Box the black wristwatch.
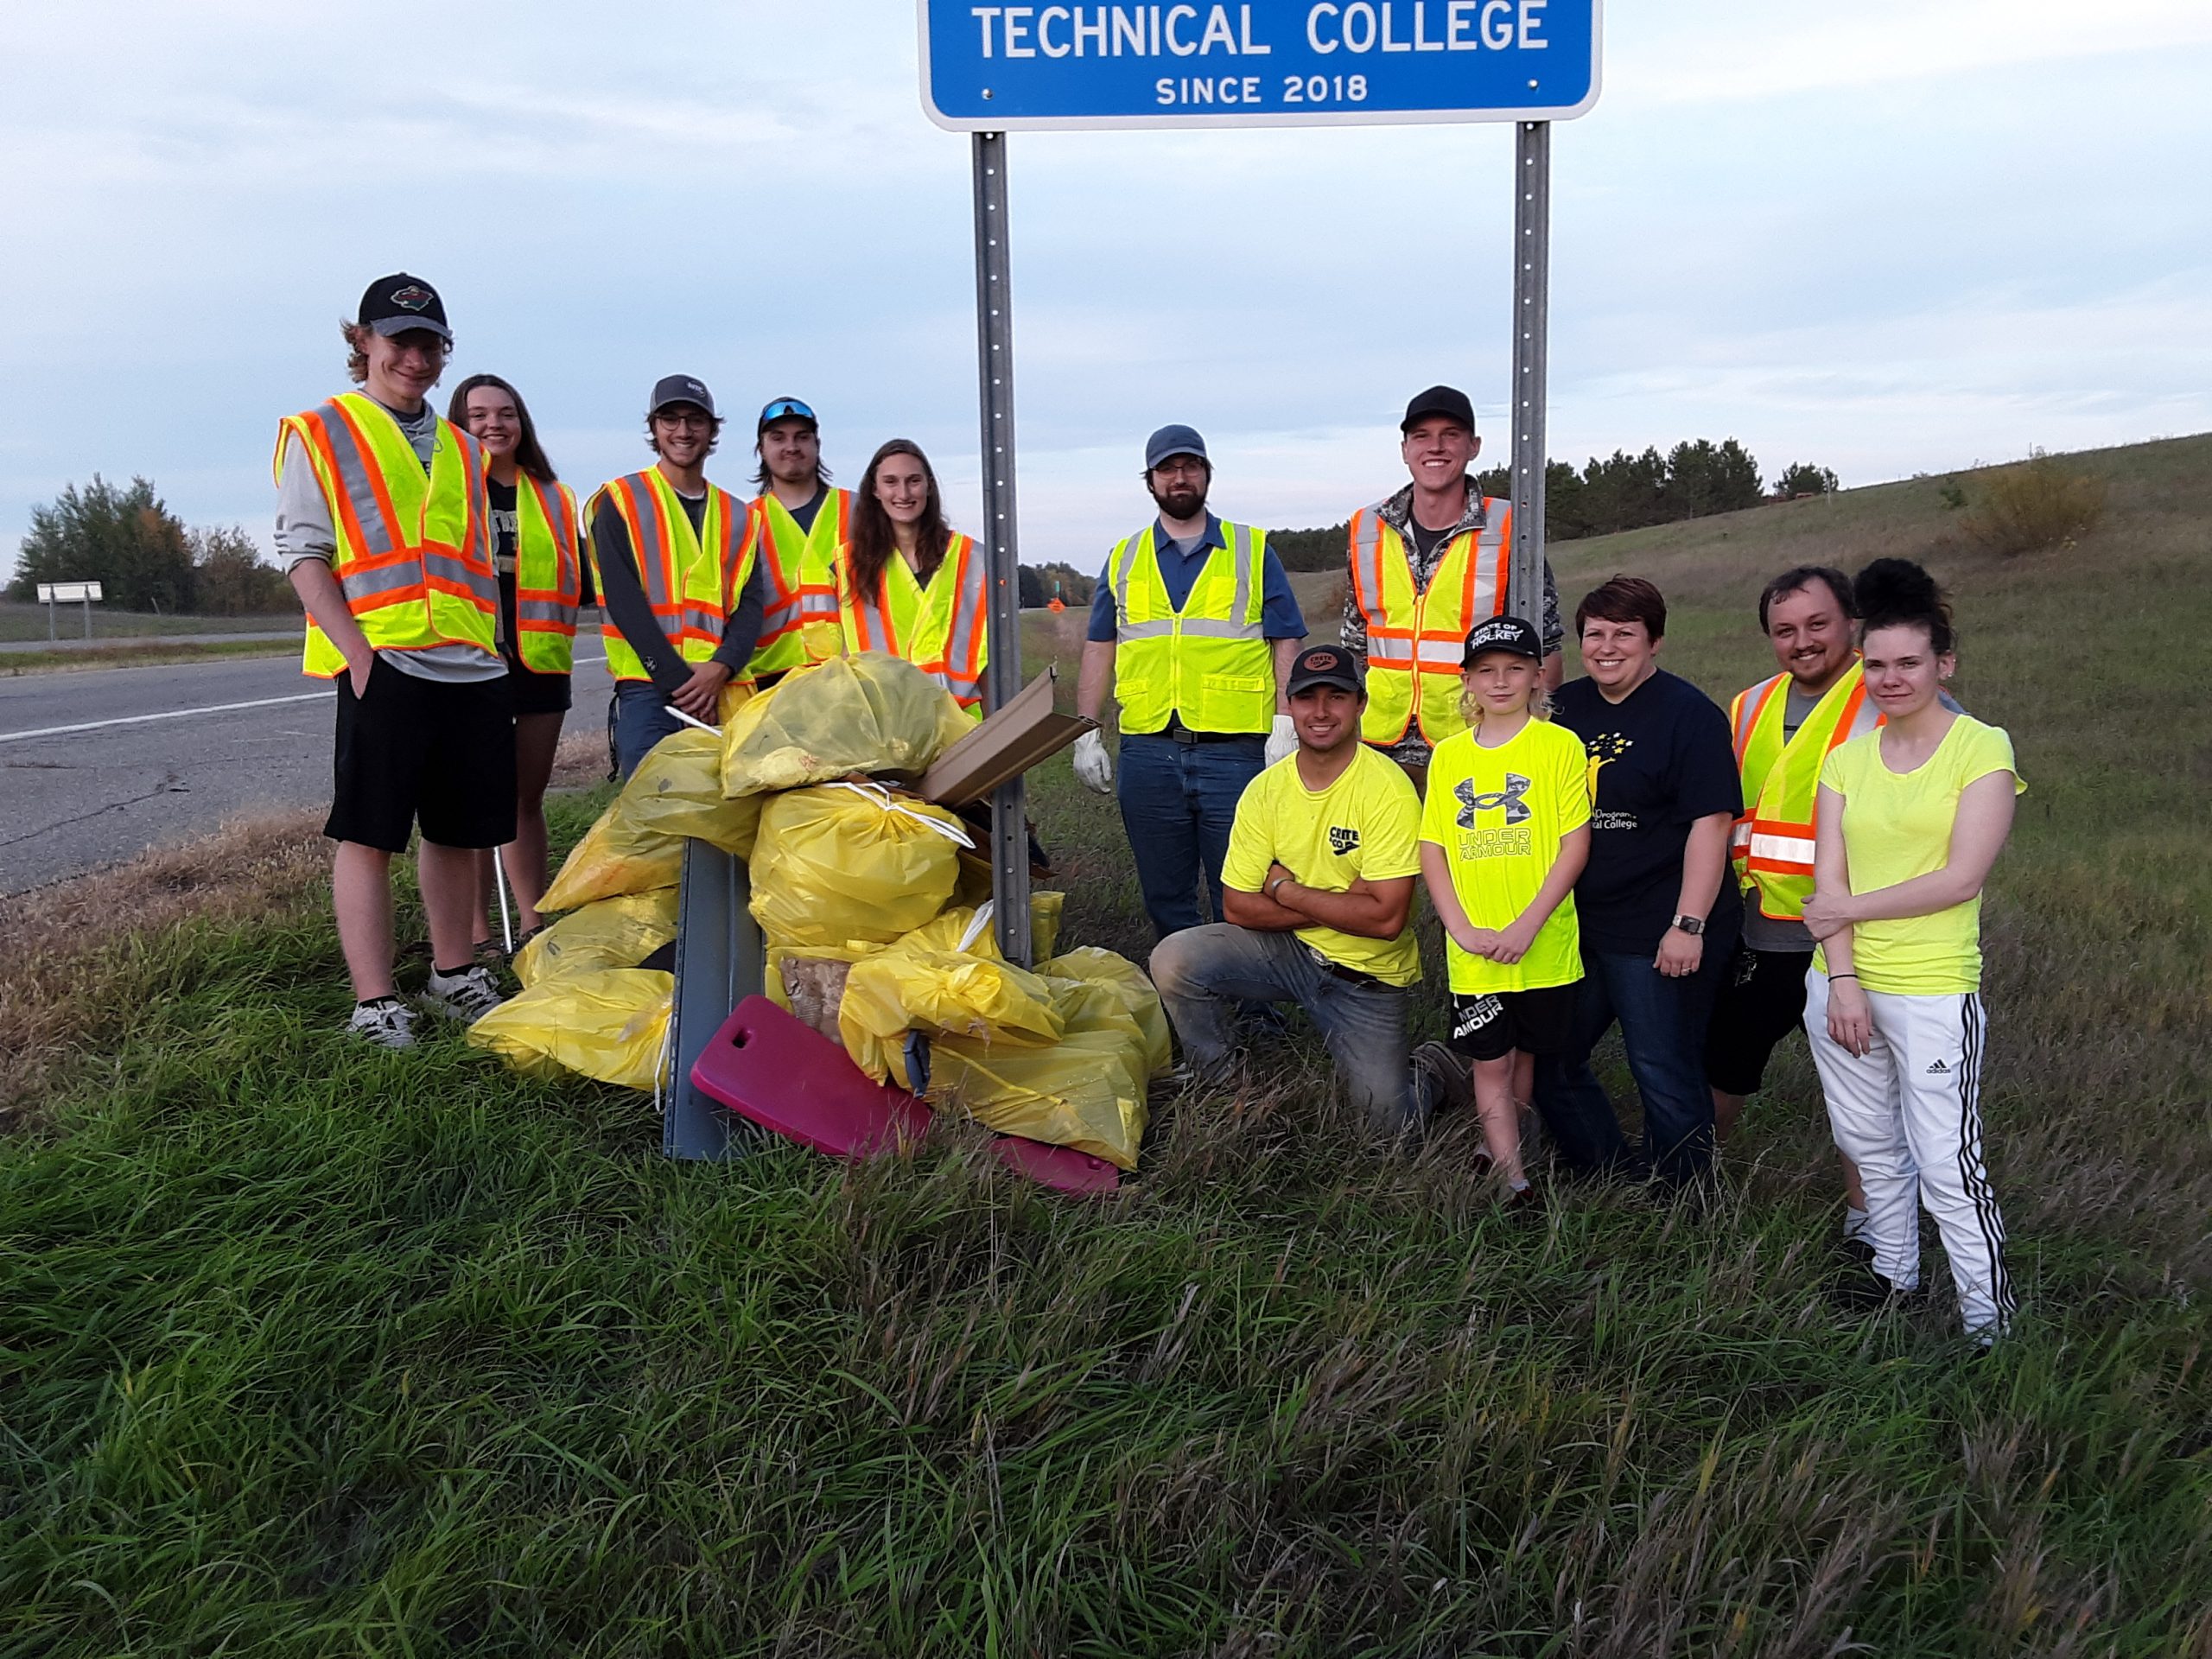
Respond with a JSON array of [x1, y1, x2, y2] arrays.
[[1669, 913, 1706, 937]]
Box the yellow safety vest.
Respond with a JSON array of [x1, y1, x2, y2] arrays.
[[272, 393, 499, 678], [1346, 497, 1513, 747], [836, 533, 990, 718], [1105, 523, 1274, 736], [511, 474, 584, 676], [1729, 661, 1882, 919], [753, 486, 851, 677], [588, 468, 757, 684]]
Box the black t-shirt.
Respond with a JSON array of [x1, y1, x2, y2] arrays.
[[1407, 515, 1453, 562], [488, 477, 520, 657], [1550, 669, 1743, 954], [785, 485, 826, 536]]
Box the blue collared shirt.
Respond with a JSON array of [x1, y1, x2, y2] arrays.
[[1086, 513, 1306, 642]]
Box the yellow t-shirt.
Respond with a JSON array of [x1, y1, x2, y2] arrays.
[[1220, 743, 1423, 987], [1420, 717, 1591, 994], [1815, 715, 2024, 995]]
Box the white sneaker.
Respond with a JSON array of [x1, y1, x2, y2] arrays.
[[423, 963, 505, 1024], [348, 997, 420, 1051]]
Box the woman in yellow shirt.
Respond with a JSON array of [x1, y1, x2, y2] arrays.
[[1414, 615, 1590, 1198], [1801, 559, 2022, 1343]]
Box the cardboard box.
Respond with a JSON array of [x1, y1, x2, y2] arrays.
[[919, 666, 1096, 806]]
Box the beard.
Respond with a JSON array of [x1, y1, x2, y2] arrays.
[[1149, 483, 1207, 521]]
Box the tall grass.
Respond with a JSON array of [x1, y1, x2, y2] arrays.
[[3, 437, 2211, 1655], [1959, 453, 2109, 557]]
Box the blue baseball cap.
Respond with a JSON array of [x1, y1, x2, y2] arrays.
[[1144, 424, 1208, 470], [758, 396, 817, 431]]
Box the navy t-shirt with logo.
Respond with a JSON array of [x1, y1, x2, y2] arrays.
[[1550, 669, 1744, 955]]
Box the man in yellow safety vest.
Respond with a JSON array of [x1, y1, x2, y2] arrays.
[[589, 375, 764, 778], [1074, 424, 1308, 939], [275, 272, 512, 1049], [1341, 385, 1562, 789], [1707, 565, 1885, 1238], [750, 396, 850, 681]]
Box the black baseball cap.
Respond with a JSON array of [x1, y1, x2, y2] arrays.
[[1402, 385, 1476, 433], [758, 396, 817, 431], [649, 375, 716, 419], [358, 273, 450, 342], [1285, 644, 1365, 698], [1462, 614, 1541, 664], [1145, 423, 1208, 470]]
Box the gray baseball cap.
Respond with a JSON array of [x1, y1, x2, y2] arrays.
[[1144, 423, 1208, 470], [649, 374, 716, 418]]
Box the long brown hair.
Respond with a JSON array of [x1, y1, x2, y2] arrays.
[[446, 373, 558, 482], [847, 439, 951, 607]]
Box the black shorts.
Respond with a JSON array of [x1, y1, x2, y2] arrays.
[[504, 656, 573, 716], [1449, 983, 1579, 1063], [1703, 945, 1813, 1096], [325, 656, 518, 854]]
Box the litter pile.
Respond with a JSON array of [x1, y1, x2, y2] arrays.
[[467, 654, 1166, 1169]]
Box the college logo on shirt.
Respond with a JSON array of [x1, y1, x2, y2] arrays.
[[1583, 732, 1633, 800], [1329, 825, 1361, 855], [1454, 772, 1532, 827]]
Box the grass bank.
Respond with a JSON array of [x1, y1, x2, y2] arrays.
[[0, 602, 297, 645], [3, 439, 2209, 1655], [2, 636, 297, 676]]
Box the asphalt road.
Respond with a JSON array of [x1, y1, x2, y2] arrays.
[[0, 648, 614, 895]]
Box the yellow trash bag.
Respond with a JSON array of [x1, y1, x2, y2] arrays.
[[1043, 946, 1173, 1079], [887, 962, 1154, 1169], [467, 969, 672, 1093], [952, 857, 1065, 962], [838, 906, 1065, 1082], [541, 729, 757, 912], [720, 653, 973, 798], [748, 781, 969, 949], [513, 889, 679, 988]]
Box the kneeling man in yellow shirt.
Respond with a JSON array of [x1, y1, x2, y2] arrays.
[[1148, 645, 1429, 1137]]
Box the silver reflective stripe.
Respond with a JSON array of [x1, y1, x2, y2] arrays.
[[1225, 522, 1255, 628], [626, 475, 674, 607], [680, 605, 724, 639], [316, 405, 398, 559], [1414, 639, 1465, 665], [340, 564, 421, 604], [423, 551, 498, 605], [1109, 530, 1145, 630], [1119, 620, 1174, 639], [515, 598, 570, 622], [1177, 618, 1258, 639], [762, 597, 804, 631], [941, 538, 987, 681]]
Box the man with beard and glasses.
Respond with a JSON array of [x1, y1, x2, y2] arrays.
[[1075, 425, 1306, 939]]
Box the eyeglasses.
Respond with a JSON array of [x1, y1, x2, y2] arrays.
[[758, 398, 816, 426]]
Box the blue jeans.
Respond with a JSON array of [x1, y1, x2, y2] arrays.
[[1116, 733, 1266, 939], [613, 681, 683, 780], [1149, 925, 1418, 1137], [1532, 940, 1732, 1187]]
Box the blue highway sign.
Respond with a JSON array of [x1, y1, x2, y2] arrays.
[[918, 0, 1599, 130]]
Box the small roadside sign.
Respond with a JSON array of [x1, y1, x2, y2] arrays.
[[37, 582, 104, 603], [918, 0, 1600, 130]]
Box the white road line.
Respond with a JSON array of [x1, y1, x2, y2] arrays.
[[0, 694, 330, 744], [0, 653, 613, 745]]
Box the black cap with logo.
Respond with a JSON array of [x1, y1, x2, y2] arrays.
[[1285, 644, 1366, 698], [358, 273, 451, 342], [649, 375, 717, 419], [1401, 384, 1476, 433], [1461, 614, 1542, 665]]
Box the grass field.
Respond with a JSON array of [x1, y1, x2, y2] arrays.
[[0, 601, 296, 645], [0, 636, 296, 676], [3, 439, 2209, 1655]]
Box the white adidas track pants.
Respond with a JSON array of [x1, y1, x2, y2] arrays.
[[1803, 969, 2016, 1336]]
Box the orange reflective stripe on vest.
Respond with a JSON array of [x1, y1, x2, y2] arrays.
[[1730, 663, 1880, 917]]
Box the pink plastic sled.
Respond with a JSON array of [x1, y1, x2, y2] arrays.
[[690, 995, 1119, 1195]]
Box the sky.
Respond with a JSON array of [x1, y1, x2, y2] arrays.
[[3, 0, 2209, 579]]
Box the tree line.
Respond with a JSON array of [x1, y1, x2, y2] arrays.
[[1270, 441, 1840, 572], [5, 476, 296, 616]]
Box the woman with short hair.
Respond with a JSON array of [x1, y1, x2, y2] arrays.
[[819, 440, 988, 716], [1801, 558, 2021, 1342], [448, 372, 587, 944]]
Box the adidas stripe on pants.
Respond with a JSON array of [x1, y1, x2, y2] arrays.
[[1802, 969, 2015, 1336]]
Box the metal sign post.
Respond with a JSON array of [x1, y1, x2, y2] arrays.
[[971, 130, 1033, 968], [36, 580, 103, 643], [1507, 120, 1550, 632]]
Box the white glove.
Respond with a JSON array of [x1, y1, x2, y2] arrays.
[[1072, 729, 1115, 795], [1264, 712, 1298, 768]]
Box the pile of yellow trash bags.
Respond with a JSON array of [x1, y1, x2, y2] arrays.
[[466, 654, 1169, 1169]]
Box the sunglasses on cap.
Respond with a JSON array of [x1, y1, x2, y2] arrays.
[[759, 397, 817, 426]]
